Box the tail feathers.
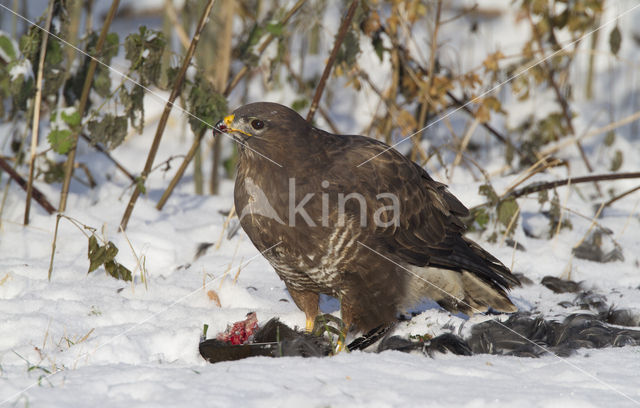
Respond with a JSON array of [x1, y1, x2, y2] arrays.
[[405, 266, 517, 315], [460, 271, 517, 314]]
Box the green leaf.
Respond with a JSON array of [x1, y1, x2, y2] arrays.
[[87, 114, 128, 150], [102, 32, 120, 62], [0, 34, 17, 61], [291, 98, 308, 112], [610, 150, 623, 172], [104, 242, 119, 263], [478, 183, 498, 205], [265, 22, 284, 36], [604, 131, 615, 146], [135, 176, 147, 195], [497, 198, 519, 228], [474, 208, 489, 228], [124, 26, 166, 86], [537, 189, 549, 204], [104, 261, 132, 281], [372, 35, 384, 61], [61, 110, 81, 127], [47, 129, 73, 154], [187, 75, 227, 133], [245, 24, 264, 48], [335, 29, 360, 69], [88, 235, 99, 258], [88, 239, 107, 273], [120, 86, 144, 132], [609, 25, 621, 56]]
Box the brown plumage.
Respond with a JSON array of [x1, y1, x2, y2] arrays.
[[216, 102, 520, 332]]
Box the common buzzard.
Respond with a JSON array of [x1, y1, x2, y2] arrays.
[[216, 102, 520, 333]]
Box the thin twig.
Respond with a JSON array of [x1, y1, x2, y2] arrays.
[[525, 9, 600, 195], [505, 172, 640, 201], [284, 58, 339, 133], [120, 0, 216, 231], [224, 0, 306, 95], [306, 0, 359, 122], [157, 0, 307, 208], [156, 128, 206, 210], [215, 205, 236, 250], [24, 0, 54, 225], [0, 156, 55, 214], [48, 214, 62, 280], [79, 133, 135, 181], [445, 90, 525, 159], [59, 0, 120, 213], [601, 184, 640, 211], [415, 0, 442, 158], [540, 109, 640, 157], [164, 0, 191, 49]]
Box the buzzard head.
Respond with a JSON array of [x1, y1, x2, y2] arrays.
[[214, 102, 311, 149]]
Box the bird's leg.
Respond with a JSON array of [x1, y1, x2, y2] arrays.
[[285, 284, 319, 332], [337, 297, 356, 352]]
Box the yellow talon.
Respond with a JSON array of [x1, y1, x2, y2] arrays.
[[336, 339, 346, 353], [305, 318, 314, 332]]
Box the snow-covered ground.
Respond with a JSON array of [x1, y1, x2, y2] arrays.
[[2, 1, 640, 406]]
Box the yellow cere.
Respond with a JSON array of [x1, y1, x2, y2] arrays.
[[224, 114, 252, 137]]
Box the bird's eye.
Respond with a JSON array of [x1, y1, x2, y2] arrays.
[[251, 119, 264, 130]]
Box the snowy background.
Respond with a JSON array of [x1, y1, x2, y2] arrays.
[[1, 0, 640, 406]]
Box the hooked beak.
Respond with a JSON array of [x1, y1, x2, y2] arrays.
[[214, 114, 234, 134], [213, 114, 252, 139]]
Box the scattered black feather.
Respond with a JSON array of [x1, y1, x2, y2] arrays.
[[541, 276, 581, 293], [600, 308, 640, 327], [377, 333, 472, 357], [200, 302, 640, 363], [423, 333, 473, 357], [573, 291, 608, 312], [194, 242, 214, 260], [347, 324, 395, 351], [254, 318, 332, 357], [513, 273, 534, 286], [468, 312, 640, 358]]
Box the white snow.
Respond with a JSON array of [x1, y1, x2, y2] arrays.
[[1, 1, 640, 407]]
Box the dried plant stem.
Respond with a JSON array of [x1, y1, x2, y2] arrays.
[[499, 206, 521, 247], [541, 109, 640, 157], [500, 155, 564, 198], [120, 0, 216, 231], [284, 59, 339, 133], [164, 0, 191, 49], [601, 184, 640, 211], [156, 128, 206, 210], [79, 134, 135, 181], [505, 172, 640, 201], [414, 0, 442, 158], [306, 0, 359, 122], [526, 10, 600, 195], [157, 0, 306, 208], [450, 117, 479, 178], [48, 214, 62, 280], [445, 91, 525, 159], [215, 205, 236, 250], [59, 0, 120, 213], [24, 0, 54, 225], [209, 0, 234, 195], [0, 156, 55, 214]]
